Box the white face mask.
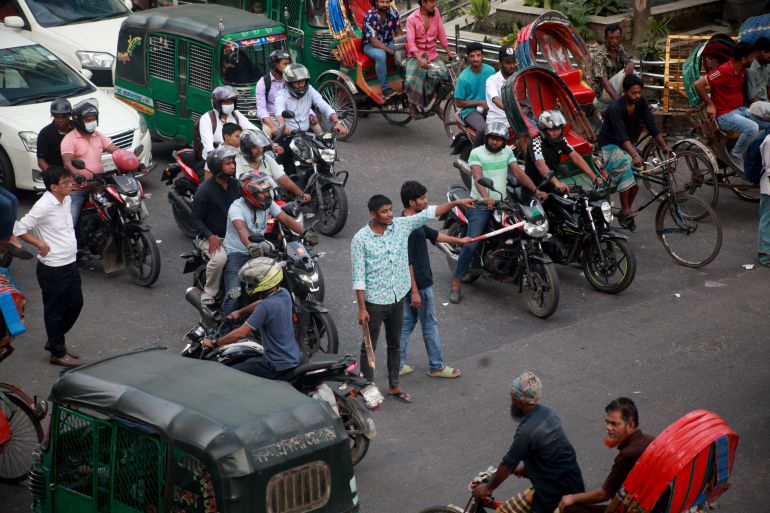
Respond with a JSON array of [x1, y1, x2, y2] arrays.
[[221, 104, 235, 115], [84, 121, 98, 133]]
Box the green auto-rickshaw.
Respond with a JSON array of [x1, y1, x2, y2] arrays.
[[29, 347, 361, 513], [114, 4, 289, 145]]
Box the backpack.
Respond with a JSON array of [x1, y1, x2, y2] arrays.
[[192, 110, 246, 161], [743, 136, 765, 185]]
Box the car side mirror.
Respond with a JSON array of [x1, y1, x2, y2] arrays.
[[72, 160, 86, 170], [3, 16, 24, 29], [281, 110, 295, 119]]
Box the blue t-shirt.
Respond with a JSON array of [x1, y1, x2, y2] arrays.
[[244, 288, 303, 371], [454, 63, 495, 120], [223, 198, 282, 254]]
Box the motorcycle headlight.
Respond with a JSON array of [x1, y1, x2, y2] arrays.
[[299, 271, 319, 284], [320, 148, 336, 164], [122, 194, 142, 212], [18, 131, 37, 152], [77, 51, 115, 70], [524, 220, 549, 238], [601, 201, 613, 223]]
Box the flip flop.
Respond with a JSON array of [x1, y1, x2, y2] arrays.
[[388, 390, 413, 403], [399, 364, 414, 376], [428, 366, 462, 378], [758, 255, 770, 268]]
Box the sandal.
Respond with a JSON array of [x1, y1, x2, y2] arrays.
[[428, 366, 461, 378], [388, 390, 413, 403], [200, 292, 216, 306], [758, 254, 770, 268], [399, 364, 414, 376]]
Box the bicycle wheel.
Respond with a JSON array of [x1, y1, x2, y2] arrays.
[[0, 394, 44, 483], [724, 174, 761, 203], [643, 146, 719, 210], [655, 195, 722, 268]]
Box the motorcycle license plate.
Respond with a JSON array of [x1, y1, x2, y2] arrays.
[[361, 384, 384, 409]]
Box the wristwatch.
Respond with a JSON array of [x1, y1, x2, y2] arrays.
[[211, 338, 220, 348]]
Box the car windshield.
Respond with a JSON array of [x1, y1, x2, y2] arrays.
[[25, 0, 130, 28], [0, 44, 94, 107], [221, 39, 287, 86]]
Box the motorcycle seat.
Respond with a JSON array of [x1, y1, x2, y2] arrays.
[[448, 185, 471, 202], [282, 358, 347, 379]]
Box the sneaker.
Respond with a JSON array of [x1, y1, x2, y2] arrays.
[[727, 151, 744, 172], [449, 288, 461, 304]]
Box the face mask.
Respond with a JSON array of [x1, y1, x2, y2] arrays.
[[221, 104, 235, 115], [84, 121, 97, 133]]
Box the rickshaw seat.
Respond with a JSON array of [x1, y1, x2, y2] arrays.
[[353, 37, 375, 68], [559, 69, 595, 105], [565, 132, 592, 156]]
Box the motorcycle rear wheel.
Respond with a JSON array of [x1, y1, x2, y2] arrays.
[[445, 222, 479, 283], [582, 238, 636, 294], [122, 230, 161, 287], [523, 261, 559, 318], [314, 183, 348, 236], [170, 183, 197, 238], [335, 394, 371, 466]]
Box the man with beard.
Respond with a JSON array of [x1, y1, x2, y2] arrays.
[[450, 123, 546, 303], [472, 372, 585, 513], [362, 0, 404, 99], [590, 24, 635, 112], [747, 37, 770, 121], [404, 0, 455, 119], [37, 98, 72, 172], [486, 45, 517, 131], [598, 75, 670, 228], [454, 42, 495, 147]]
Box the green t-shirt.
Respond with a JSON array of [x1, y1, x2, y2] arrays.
[[468, 145, 515, 201], [454, 63, 496, 119]]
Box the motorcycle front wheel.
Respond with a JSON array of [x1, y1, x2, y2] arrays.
[[523, 261, 559, 318], [582, 238, 636, 294], [314, 183, 348, 236], [299, 311, 339, 356], [122, 229, 161, 287], [335, 393, 371, 466]]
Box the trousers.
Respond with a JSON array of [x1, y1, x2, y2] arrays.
[[36, 261, 83, 358], [359, 299, 404, 388]]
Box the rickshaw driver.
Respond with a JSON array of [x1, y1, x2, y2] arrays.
[[590, 24, 635, 113], [202, 257, 305, 380], [256, 50, 292, 138], [362, 0, 404, 99], [275, 64, 348, 136], [747, 37, 770, 120]]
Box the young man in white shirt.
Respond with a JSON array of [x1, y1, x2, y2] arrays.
[[14, 166, 82, 366], [199, 86, 260, 161], [485, 45, 517, 131]]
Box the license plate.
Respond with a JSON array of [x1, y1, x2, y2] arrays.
[[361, 384, 384, 408]]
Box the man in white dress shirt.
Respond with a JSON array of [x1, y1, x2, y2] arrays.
[[14, 166, 82, 366]]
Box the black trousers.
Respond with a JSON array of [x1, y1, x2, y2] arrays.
[[36, 261, 83, 358], [359, 299, 404, 388], [231, 356, 283, 379]]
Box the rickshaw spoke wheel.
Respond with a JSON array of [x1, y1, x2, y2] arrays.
[[317, 80, 357, 141], [441, 98, 460, 138], [380, 94, 412, 126], [0, 394, 44, 483]]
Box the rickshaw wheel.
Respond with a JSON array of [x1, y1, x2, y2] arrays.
[[318, 80, 357, 141], [380, 94, 412, 126], [440, 98, 460, 138]]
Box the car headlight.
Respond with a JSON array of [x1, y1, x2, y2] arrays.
[[77, 51, 115, 70], [320, 148, 336, 164], [122, 194, 142, 212], [600, 201, 613, 223], [18, 131, 38, 152], [138, 115, 148, 137], [524, 220, 549, 238]]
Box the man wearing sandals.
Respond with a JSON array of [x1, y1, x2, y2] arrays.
[[758, 134, 770, 268], [598, 75, 671, 228], [399, 181, 469, 379]]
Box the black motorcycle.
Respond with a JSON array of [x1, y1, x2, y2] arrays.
[[542, 184, 636, 294], [276, 111, 349, 236], [181, 322, 382, 465], [72, 155, 160, 287], [439, 174, 560, 318]]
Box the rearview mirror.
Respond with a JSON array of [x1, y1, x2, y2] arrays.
[[72, 160, 86, 170], [477, 177, 496, 190], [281, 110, 295, 119]]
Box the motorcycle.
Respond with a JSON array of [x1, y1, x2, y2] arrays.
[[161, 148, 201, 238], [180, 323, 382, 465], [542, 183, 637, 294], [275, 111, 349, 237], [450, 123, 517, 190], [71, 149, 161, 287], [438, 170, 560, 318]]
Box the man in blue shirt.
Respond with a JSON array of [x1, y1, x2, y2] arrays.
[[362, 0, 404, 99], [454, 42, 495, 146]]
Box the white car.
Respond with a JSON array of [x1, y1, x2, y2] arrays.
[[1, 0, 133, 87], [0, 29, 152, 191]]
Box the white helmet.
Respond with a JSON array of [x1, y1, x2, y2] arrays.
[[536, 110, 567, 144]]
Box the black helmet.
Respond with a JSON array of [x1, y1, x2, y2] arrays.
[[239, 130, 272, 161], [268, 49, 291, 73], [206, 145, 238, 177], [484, 122, 508, 153], [71, 99, 99, 132], [283, 63, 311, 98], [211, 85, 239, 112], [498, 44, 516, 62], [536, 110, 567, 144], [50, 98, 72, 116]]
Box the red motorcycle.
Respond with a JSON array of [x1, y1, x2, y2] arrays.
[[161, 148, 202, 238]]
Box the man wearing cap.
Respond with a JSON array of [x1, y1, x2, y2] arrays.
[[485, 45, 517, 131], [472, 372, 585, 513]]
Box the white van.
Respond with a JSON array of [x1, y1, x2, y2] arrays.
[[0, 0, 133, 87], [0, 29, 152, 190]]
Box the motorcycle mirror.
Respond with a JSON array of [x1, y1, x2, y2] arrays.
[[281, 110, 295, 119], [74, 174, 86, 185], [133, 145, 144, 157], [248, 232, 265, 243], [477, 177, 497, 191], [71, 160, 86, 170]]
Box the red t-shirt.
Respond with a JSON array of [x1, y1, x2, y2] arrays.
[[705, 60, 745, 117]]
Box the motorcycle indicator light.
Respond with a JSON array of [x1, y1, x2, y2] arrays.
[[345, 362, 358, 373]]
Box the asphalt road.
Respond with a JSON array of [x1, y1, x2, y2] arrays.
[[2, 116, 769, 513]]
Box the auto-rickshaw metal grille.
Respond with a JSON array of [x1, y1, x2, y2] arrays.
[[236, 87, 259, 123], [111, 424, 166, 512], [54, 408, 112, 500], [149, 35, 176, 82], [310, 31, 338, 62], [155, 101, 177, 116], [189, 45, 213, 91], [266, 461, 331, 513]]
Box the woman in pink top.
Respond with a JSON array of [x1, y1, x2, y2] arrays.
[[405, 0, 455, 118]]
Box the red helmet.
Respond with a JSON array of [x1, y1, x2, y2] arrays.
[[239, 174, 273, 211], [112, 149, 140, 174]]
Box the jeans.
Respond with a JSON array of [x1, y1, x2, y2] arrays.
[[222, 251, 250, 315], [360, 299, 404, 388], [0, 186, 19, 240], [36, 261, 83, 358], [717, 106, 770, 158], [363, 41, 395, 91], [232, 356, 283, 379], [463, 110, 487, 147], [70, 189, 88, 229], [400, 286, 445, 372], [760, 194, 770, 254], [453, 207, 492, 279]]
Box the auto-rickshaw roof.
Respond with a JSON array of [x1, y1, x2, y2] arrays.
[[50, 347, 348, 477], [121, 4, 283, 47]]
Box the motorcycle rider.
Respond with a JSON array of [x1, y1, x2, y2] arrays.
[[198, 86, 260, 162], [449, 123, 547, 304], [201, 257, 305, 379], [256, 49, 292, 138], [221, 174, 315, 315], [486, 45, 517, 131], [61, 100, 120, 227], [454, 41, 495, 147], [235, 130, 310, 202], [191, 146, 242, 305], [275, 64, 348, 137], [37, 98, 72, 171]]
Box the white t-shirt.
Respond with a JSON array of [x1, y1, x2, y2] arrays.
[[760, 133, 770, 196], [485, 71, 509, 127], [199, 110, 259, 160]]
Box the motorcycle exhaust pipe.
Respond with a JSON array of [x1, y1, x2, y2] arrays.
[[186, 287, 221, 327], [437, 242, 458, 260], [168, 188, 193, 218], [185, 286, 204, 313]]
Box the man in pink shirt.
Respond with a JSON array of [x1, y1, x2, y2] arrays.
[[61, 101, 119, 227], [405, 0, 455, 119]]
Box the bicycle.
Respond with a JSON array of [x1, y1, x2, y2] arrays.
[[418, 467, 513, 513]]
